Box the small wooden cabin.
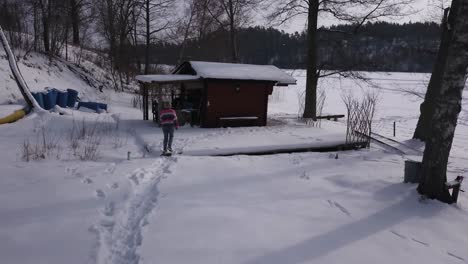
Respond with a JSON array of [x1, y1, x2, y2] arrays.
[[136, 61, 296, 128]]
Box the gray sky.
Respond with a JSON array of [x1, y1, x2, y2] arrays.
[[262, 0, 451, 33]]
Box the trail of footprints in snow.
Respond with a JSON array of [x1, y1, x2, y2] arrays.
[[93, 158, 176, 264], [66, 163, 120, 199], [389, 230, 467, 263]]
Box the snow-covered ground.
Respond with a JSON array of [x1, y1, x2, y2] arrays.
[[1, 48, 468, 264]]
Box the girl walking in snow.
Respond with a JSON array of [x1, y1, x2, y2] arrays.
[[159, 102, 179, 155]]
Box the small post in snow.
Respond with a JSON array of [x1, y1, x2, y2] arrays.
[[393, 121, 396, 137], [127, 151, 131, 161]]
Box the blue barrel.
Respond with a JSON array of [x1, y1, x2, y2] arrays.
[[31, 92, 45, 109], [97, 103, 108, 111], [56, 90, 68, 108], [43, 89, 58, 110], [78, 102, 108, 113], [67, 89, 78, 108], [78, 102, 99, 112]]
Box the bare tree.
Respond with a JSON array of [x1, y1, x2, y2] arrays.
[[267, 0, 413, 119], [205, 0, 264, 62], [95, 0, 139, 89], [176, 0, 197, 64], [36, 0, 52, 54], [174, 0, 221, 63], [417, 0, 468, 203], [138, 0, 174, 74], [18, 0, 72, 57], [69, 0, 90, 45], [0, 1, 36, 57]]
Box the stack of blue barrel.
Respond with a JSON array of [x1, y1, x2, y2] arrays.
[[31, 88, 79, 110], [31, 88, 107, 113]]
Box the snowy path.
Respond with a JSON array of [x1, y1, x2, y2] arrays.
[[93, 157, 177, 264]]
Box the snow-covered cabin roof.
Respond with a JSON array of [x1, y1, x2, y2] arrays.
[[135, 74, 200, 84], [179, 61, 296, 85], [136, 61, 296, 86]]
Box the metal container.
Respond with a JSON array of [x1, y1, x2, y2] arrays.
[[56, 90, 68, 108], [31, 92, 45, 109], [66, 89, 78, 108], [43, 88, 58, 110], [404, 160, 422, 183]]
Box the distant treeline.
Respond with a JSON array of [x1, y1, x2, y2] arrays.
[[142, 21, 441, 72]]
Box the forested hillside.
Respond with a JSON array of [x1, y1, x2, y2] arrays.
[[147, 22, 441, 72]]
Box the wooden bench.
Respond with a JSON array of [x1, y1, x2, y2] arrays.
[[445, 176, 464, 203], [316, 114, 345, 121], [219, 116, 259, 127]]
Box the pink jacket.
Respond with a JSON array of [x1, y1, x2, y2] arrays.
[[159, 108, 179, 128]]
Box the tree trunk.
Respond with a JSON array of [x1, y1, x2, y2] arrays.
[[413, 8, 451, 141], [179, 3, 195, 64], [144, 0, 150, 74], [229, 24, 238, 63], [65, 22, 69, 60], [133, 17, 141, 74], [228, 0, 238, 63], [417, 0, 468, 203], [41, 0, 50, 54], [70, 0, 80, 45], [33, 4, 38, 52], [303, 0, 319, 119]]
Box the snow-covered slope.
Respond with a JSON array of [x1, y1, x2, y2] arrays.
[[0, 43, 136, 107]]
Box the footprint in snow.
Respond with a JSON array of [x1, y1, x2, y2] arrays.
[[66, 167, 77, 175], [83, 178, 93, 184], [300, 171, 310, 180], [129, 174, 139, 185], [290, 155, 303, 165], [105, 164, 116, 174], [163, 166, 172, 174], [66, 167, 82, 179], [96, 189, 106, 198], [102, 202, 115, 217], [99, 218, 115, 230], [109, 182, 119, 189]]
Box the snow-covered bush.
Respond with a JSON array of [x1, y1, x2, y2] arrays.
[[69, 117, 123, 161], [21, 126, 62, 161], [22, 116, 126, 162]]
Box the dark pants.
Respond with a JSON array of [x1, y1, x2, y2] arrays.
[[162, 124, 175, 151]]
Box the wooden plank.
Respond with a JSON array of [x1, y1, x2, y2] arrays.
[[316, 114, 345, 120]]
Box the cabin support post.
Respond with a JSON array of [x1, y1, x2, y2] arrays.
[[141, 83, 150, 120]]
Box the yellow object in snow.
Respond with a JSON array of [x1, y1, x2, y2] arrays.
[[0, 109, 26, 124]]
